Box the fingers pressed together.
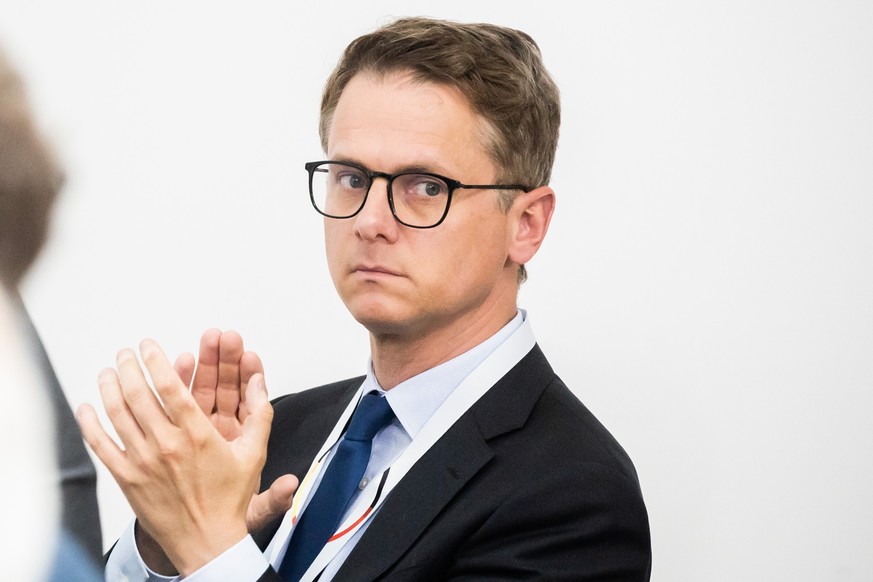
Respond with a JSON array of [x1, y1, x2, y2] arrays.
[[75, 330, 277, 575]]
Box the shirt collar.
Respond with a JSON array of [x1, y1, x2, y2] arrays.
[[360, 310, 525, 439]]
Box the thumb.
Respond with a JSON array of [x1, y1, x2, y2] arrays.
[[241, 373, 273, 446], [247, 474, 299, 533]]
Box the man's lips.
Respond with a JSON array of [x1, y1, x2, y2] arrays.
[[352, 264, 402, 277]]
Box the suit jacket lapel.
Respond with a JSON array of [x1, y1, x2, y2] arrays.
[[333, 345, 553, 580], [254, 379, 363, 550]]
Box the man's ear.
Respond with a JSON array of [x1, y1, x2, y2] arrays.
[[508, 186, 555, 267]]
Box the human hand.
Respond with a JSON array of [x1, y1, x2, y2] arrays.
[[174, 329, 299, 532], [77, 338, 273, 575], [173, 329, 262, 441]]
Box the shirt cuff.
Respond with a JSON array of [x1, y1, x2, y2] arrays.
[[181, 535, 269, 581], [105, 520, 269, 582], [104, 520, 175, 581]]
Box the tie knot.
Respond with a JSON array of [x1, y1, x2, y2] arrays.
[[344, 393, 394, 442]]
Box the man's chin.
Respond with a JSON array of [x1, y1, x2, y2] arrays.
[[353, 313, 407, 337], [349, 305, 420, 338]]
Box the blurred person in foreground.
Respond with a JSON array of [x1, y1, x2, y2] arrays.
[[81, 16, 652, 581], [0, 47, 101, 580]]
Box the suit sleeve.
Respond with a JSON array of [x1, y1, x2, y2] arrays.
[[449, 462, 652, 581]]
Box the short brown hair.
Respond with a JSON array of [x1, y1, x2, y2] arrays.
[[321, 17, 560, 189], [0, 49, 62, 288], [319, 17, 561, 282]]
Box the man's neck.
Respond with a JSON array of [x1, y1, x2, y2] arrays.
[[368, 303, 518, 390]]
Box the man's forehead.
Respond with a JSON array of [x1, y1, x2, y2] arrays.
[[327, 72, 493, 178]]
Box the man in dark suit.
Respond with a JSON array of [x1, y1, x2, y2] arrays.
[[251, 345, 650, 581], [80, 17, 651, 581]]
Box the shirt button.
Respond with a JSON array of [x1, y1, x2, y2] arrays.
[[358, 477, 369, 490]]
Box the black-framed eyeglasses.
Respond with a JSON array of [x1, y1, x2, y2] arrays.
[[305, 160, 530, 229]]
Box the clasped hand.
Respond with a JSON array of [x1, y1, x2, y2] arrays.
[[77, 330, 298, 575]]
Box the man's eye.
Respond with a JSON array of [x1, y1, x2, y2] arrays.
[[423, 181, 443, 197], [408, 176, 447, 198], [338, 173, 367, 189]]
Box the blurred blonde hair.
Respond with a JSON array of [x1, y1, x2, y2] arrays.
[[0, 48, 62, 288]]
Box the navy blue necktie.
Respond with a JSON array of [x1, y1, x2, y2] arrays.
[[278, 393, 394, 581]]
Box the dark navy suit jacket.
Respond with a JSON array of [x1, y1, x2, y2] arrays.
[[254, 345, 651, 581]]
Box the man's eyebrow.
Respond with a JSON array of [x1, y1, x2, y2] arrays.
[[328, 157, 453, 176], [326, 156, 361, 167], [395, 164, 452, 175]]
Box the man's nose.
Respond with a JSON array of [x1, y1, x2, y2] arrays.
[[352, 178, 399, 241]]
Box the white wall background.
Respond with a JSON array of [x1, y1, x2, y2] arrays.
[[2, 1, 871, 580]]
